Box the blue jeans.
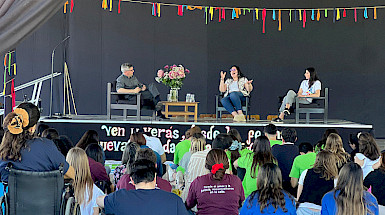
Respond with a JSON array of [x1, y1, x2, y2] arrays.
[[221, 92, 246, 114]]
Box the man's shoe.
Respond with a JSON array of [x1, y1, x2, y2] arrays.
[[271, 118, 283, 123]]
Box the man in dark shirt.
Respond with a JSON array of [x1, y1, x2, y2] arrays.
[[97, 159, 188, 215], [272, 128, 299, 196], [116, 63, 166, 119]]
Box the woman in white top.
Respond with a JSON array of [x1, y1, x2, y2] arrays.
[[219, 65, 253, 122], [273, 67, 321, 123], [67, 147, 105, 215]]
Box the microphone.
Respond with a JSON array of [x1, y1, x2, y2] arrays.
[[49, 36, 70, 118]]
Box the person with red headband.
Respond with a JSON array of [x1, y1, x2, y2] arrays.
[[185, 149, 244, 215]]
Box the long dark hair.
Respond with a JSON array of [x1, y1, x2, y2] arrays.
[[76, 130, 100, 150], [312, 150, 339, 180], [0, 103, 40, 161], [358, 132, 380, 160], [306, 67, 320, 88], [205, 149, 229, 181], [248, 163, 294, 212], [230, 65, 244, 79], [228, 129, 242, 175], [315, 129, 338, 152], [250, 136, 276, 178], [334, 162, 373, 215]]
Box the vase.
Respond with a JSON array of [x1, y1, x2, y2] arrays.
[[169, 88, 179, 102]]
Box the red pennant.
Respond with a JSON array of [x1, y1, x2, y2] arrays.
[[178, 5, 183, 16], [354, 8, 357, 22], [303, 10, 306, 28], [262, 8, 266, 33], [343, 8, 346, 17], [222, 8, 225, 20], [118, 0, 121, 13], [11, 79, 15, 110], [70, 0, 74, 13], [216, 7, 222, 22]]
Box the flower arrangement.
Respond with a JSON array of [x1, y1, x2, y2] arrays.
[[155, 64, 190, 89]]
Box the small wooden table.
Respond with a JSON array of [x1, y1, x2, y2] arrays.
[[162, 101, 199, 121]]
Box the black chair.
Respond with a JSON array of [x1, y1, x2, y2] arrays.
[[107, 82, 141, 120], [0, 166, 78, 215], [215, 94, 250, 120], [295, 88, 329, 124]]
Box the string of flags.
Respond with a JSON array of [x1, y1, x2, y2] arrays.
[[63, 0, 74, 14], [96, 0, 383, 33]]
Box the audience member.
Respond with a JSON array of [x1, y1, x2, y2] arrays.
[[234, 136, 276, 198], [85, 143, 112, 191], [239, 163, 297, 215], [264, 124, 282, 147], [227, 129, 242, 175], [76, 130, 100, 150], [66, 147, 104, 215], [52, 138, 72, 157], [354, 132, 381, 179], [228, 128, 248, 180], [59, 135, 75, 148], [41, 128, 59, 140], [36, 123, 49, 137], [97, 159, 189, 215], [180, 133, 231, 203], [321, 162, 379, 215], [179, 133, 206, 174], [314, 129, 338, 153], [143, 132, 166, 163], [348, 132, 360, 159], [130, 131, 163, 176], [114, 142, 140, 186], [324, 133, 350, 170], [174, 126, 202, 167], [296, 151, 338, 214], [271, 128, 299, 195], [186, 149, 244, 215], [289, 142, 316, 188], [0, 103, 74, 181], [363, 150, 385, 212], [117, 148, 171, 192]]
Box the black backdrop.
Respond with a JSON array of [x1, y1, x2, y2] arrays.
[[8, 0, 385, 137]]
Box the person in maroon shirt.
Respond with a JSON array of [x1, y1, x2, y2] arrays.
[[117, 148, 172, 192], [185, 149, 245, 215]]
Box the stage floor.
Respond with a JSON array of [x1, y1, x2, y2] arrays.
[[41, 114, 373, 129]]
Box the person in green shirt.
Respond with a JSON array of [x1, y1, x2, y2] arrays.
[[234, 136, 276, 198], [289, 142, 317, 188], [264, 123, 282, 147], [173, 126, 202, 167]]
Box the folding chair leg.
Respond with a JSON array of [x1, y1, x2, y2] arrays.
[[295, 112, 299, 124], [306, 113, 310, 124], [123, 109, 127, 119]]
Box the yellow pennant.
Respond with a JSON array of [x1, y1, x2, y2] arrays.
[[157, 3, 161, 17], [374, 7, 377, 19], [299, 9, 302, 20], [336, 8, 340, 20], [210, 7, 214, 20], [64, 1, 69, 13], [255, 8, 259, 20], [109, 0, 113, 11]]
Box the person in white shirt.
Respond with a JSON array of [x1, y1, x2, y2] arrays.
[[143, 133, 166, 163], [272, 67, 321, 123]]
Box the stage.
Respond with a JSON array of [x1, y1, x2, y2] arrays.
[[40, 115, 373, 161]]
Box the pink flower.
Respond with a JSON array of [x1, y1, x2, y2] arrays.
[[157, 69, 164, 78], [169, 71, 177, 79], [185, 69, 190, 74], [164, 65, 169, 69]]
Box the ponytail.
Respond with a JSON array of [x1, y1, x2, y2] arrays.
[[205, 149, 229, 181]]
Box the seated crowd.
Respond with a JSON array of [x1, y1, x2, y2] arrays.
[[0, 103, 384, 215]]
